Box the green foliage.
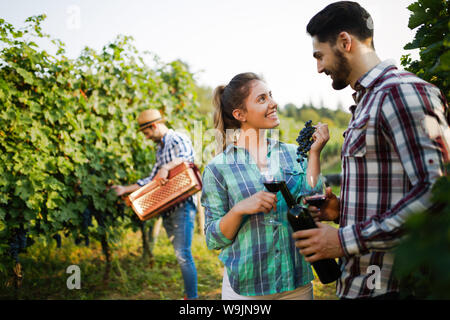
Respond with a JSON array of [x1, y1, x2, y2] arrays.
[[195, 84, 214, 120], [393, 165, 450, 299], [0, 229, 338, 299], [400, 0, 449, 101], [279, 115, 345, 165], [0, 230, 223, 299], [280, 103, 351, 129], [0, 15, 204, 272], [394, 0, 450, 299], [278, 104, 348, 174]]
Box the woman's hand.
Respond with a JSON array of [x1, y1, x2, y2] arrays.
[[310, 122, 329, 154], [232, 191, 277, 216], [220, 191, 277, 241]]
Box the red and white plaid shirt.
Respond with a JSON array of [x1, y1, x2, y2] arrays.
[[337, 60, 449, 299]]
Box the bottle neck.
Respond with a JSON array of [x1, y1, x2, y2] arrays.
[[279, 181, 296, 208]]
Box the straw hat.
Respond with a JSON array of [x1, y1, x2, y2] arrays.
[[137, 109, 164, 131]]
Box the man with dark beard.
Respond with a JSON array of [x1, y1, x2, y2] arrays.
[[292, 1, 449, 300]]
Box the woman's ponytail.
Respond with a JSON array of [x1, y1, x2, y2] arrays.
[[212, 72, 262, 152], [213, 85, 226, 152]]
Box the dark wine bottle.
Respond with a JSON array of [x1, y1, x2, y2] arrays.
[[278, 181, 341, 284]]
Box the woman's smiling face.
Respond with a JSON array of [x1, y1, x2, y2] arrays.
[[239, 80, 280, 130]]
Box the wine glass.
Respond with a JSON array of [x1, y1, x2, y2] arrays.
[[260, 167, 283, 226], [301, 173, 327, 210]]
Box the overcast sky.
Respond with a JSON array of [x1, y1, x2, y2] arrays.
[[1, 0, 418, 111]]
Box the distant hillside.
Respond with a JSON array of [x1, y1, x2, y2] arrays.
[[280, 102, 351, 129]]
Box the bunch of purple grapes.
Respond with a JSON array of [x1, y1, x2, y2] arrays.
[[296, 120, 316, 162], [9, 228, 28, 262]]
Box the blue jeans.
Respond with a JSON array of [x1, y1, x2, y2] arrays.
[[162, 199, 198, 299]]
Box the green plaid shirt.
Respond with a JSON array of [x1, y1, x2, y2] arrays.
[[201, 139, 315, 296]]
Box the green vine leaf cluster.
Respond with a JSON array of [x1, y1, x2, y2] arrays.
[[400, 0, 449, 101], [0, 15, 206, 270], [395, 0, 450, 299]]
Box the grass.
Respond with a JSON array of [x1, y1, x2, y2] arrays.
[[0, 225, 338, 300]]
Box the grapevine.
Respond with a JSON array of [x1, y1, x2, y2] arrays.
[[0, 15, 206, 284]]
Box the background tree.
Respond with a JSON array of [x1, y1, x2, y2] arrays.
[[195, 84, 214, 119], [400, 0, 449, 102], [394, 0, 450, 299]]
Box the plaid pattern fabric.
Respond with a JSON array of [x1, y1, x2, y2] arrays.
[[337, 60, 449, 299], [201, 139, 316, 296], [137, 129, 196, 211]]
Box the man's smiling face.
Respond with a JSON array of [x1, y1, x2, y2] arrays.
[[312, 36, 352, 90]]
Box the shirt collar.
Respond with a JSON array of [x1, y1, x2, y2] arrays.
[[355, 59, 397, 90], [224, 138, 281, 166], [352, 59, 397, 105], [160, 129, 174, 146]]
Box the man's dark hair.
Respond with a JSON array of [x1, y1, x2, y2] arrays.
[[306, 1, 374, 48]]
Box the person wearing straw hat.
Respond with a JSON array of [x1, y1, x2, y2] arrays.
[[111, 108, 199, 300]]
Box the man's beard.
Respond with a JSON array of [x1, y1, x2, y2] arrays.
[[329, 49, 352, 90]]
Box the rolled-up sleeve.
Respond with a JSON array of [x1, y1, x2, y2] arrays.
[[201, 165, 233, 250], [137, 165, 158, 186]]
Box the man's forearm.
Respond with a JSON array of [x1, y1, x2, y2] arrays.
[[112, 183, 140, 197], [125, 183, 140, 194]]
